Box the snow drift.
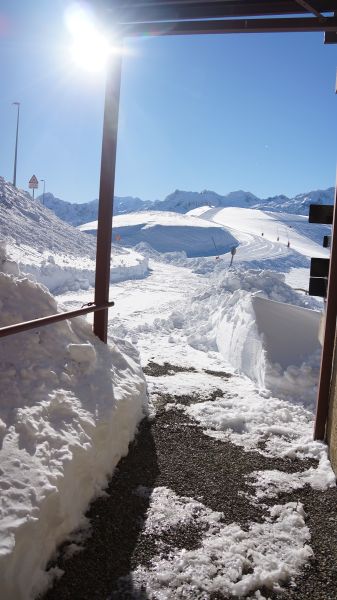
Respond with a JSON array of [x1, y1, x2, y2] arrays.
[[0, 245, 147, 600], [8, 244, 149, 295], [79, 211, 238, 258]]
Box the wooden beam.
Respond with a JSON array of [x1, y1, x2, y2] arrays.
[[294, 0, 323, 18], [122, 15, 336, 37]]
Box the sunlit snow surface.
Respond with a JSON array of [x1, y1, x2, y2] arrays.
[[0, 179, 335, 599]]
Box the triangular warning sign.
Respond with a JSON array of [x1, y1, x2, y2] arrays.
[[28, 175, 39, 189]]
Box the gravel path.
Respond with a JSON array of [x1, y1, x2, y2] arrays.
[[40, 363, 337, 600]]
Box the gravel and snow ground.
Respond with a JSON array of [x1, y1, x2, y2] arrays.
[[43, 250, 335, 599], [1, 179, 336, 599]]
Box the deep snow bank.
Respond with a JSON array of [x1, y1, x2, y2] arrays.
[[8, 244, 149, 294], [185, 268, 321, 405], [79, 211, 238, 258], [0, 245, 147, 600]]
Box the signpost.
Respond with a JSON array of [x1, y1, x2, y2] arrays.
[[28, 175, 39, 199]]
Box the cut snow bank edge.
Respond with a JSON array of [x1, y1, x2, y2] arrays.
[[0, 246, 148, 600], [185, 268, 321, 406], [217, 293, 321, 403]]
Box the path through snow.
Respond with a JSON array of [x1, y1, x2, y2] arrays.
[[42, 255, 337, 599]]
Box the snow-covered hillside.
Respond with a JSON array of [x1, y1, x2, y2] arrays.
[[80, 211, 239, 258], [192, 206, 329, 260], [0, 178, 149, 294], [0, 178, 95, 257]]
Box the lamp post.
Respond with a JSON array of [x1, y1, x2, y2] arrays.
[[12, 102, 20, 188], [40, 179, 46, 205]]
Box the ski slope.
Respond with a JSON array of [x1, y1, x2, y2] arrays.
[[189, 206, 329, 261]]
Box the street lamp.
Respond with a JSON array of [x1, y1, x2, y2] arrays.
[[12, 102, 20, 188], [40, 179, 46, 205]]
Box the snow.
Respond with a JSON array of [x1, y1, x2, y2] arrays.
[[128, 488, 312, 599], [0, 177, 95, 257], [0, 246, 147, 599], [193, 206, 329, 259], [0, 176, 335, 599], [42, 185, 334, 228], [39, 193, 152, 226], [8, 243, 149, 294], [79, 210, 238, 257]]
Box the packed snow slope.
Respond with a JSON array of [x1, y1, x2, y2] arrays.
[[189, 206, 329, 260], [42, 186, 334, 226], [0, 245, 147, 600], [79, 211, 238, 258]]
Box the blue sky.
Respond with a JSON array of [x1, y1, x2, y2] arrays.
[[0, 1, 336, 203]]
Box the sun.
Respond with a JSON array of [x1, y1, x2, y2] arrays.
[[65, 2, 114, 73]]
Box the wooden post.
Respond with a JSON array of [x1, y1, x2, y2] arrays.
[[314, 176, 337, 439], [93, 54, 122, 343]]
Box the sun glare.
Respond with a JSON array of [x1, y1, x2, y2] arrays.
[[65, 2, 115, 73]]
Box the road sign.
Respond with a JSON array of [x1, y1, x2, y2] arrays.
[[28, 175, 39, 189]]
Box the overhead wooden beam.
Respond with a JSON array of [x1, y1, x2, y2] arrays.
[[294, 0, 323, 18], [96, 1, 337, 24], [122, 15, 336, 37]]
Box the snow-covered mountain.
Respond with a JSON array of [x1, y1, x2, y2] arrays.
[[152, 189, 260, 213], [39, 193, 152, 226], [0, 177, 95, 257], [40, 186, 335, 226], [255, 187, 335, 215]]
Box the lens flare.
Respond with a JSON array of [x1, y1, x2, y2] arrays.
[[65, 2, 112, 73]]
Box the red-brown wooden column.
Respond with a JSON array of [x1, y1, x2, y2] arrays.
[[93, 54, 122, 343], [314, 177, 337, 439]]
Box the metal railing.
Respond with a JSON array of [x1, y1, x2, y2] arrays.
[[0, 302, 114, 339]]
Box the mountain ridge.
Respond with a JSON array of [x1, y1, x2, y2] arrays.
[[34, 184, 335, 227]]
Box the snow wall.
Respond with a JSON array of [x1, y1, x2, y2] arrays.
[[185, 269, 321, 406], [7, 245, 149, 295], [217, 293, 321, 403], [0, 245, 148, 600]]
